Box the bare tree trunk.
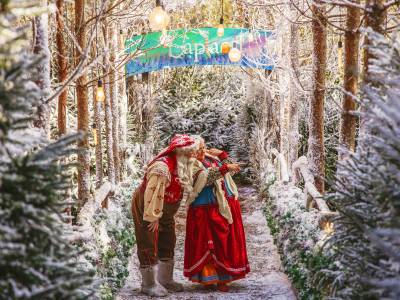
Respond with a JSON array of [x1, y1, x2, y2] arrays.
[[339, 3, 361, 159], [118, 29, 128, 177], [308, 1, 327, 193], [32, 4, 51, 136], [56, 0, 68, 136], [75, 0, 90, 207], [288, 7, 300, 168], [109, 23, 121, 182], [102, 26, 116, 185], [93, 88, 103, 188], [362, 0, 386, 82], [358, 0, 386, 140]]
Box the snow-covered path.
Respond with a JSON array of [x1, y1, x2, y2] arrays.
[[116, 186, 297, 299]]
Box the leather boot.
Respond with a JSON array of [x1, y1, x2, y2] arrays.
[[157, 259, 184, 292], [140, 265, 168, 297]]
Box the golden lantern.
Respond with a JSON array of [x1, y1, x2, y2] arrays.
[[92, 123, 98, 146], [96, 80, 105, 102], [228, 47, 241, 63], [221, 42, 231, 54], [149, 0, 170, 31], [338, 39, 343, 70], [217, 17, 224, 37]]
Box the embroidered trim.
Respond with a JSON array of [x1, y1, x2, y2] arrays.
[[211, 254, 249, 273], [147, 162, 171, 182], [184, 250, 210, 273]]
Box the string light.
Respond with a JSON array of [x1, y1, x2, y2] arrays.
[[217, 17, 224, 37], [149, 0, 170, 31], [338, 38, 343, 71], [217, 0, 224, 37], [96, 80, 105, 102], [92, 123, 98, 146]]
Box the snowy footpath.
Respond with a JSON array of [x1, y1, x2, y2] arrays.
[[116, 186, 297, 300]]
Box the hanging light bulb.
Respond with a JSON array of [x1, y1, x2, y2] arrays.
[[217, 17, 224, 37], [338, 39, 343, 70], [149, 0, 170, 31], [229, 46, 242, 63], [96, 80, 105, 102], [92, 123, 98, 146], [248, 31, 254, 43]]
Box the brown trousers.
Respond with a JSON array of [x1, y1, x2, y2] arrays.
[[131, 188, 181, 267]]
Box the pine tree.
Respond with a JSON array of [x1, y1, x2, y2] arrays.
[[322, 32, 400, 299], [0, 3, 98, 299]]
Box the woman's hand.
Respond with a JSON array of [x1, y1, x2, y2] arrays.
[[227, 163, 241, 173], [206, 148, 223, 156], [147, 220, 159, 232]]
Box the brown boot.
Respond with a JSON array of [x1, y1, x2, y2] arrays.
[[157, 260, 184, 292]]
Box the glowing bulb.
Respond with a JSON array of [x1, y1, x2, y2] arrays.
[[323, 221, 334, 235], [96, 80, 105, 102], [248, 32, 254, 42], [217, 17, 224, 37], [149, 5, 170, 31], [228, 47, 241, 62], [338, 40, 343, 71], [92, 125, 98, 146], [217, 24, 224, 37]]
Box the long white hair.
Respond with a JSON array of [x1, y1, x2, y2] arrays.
[[175, 139, 200, 198]]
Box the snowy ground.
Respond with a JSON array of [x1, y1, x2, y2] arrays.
[[116, 186, 297, 299]]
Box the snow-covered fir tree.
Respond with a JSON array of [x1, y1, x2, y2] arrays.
[[0, 3, 98, 299], [155, 66, 244, 151], [322, 32, 400, 299]]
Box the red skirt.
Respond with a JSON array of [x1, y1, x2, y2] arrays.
[[184, 198, 250, 279]]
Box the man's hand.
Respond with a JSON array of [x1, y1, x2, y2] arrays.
[[147, 220, 159, 232], [207, 148, 223, 156], [227, 163, 241, 173]]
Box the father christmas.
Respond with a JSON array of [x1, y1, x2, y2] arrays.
[[131, 134, 199, 297]]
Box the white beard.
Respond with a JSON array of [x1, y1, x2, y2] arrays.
[[176, 155, 196, 195]]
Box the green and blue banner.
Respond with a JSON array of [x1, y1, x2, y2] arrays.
[[125, 27, 275, 76]]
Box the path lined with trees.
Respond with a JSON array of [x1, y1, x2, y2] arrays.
[[0, 0, 399, 299]]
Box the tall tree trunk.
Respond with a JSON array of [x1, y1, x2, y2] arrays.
[[32, 4, 51, 136], [288, 6, 300, 168], [358, 0, 386, 140], [109, 23, 121, 182], [362, 0, 386, 82], [118, 29, 128, 177], [93, 88, 103, 188], [339, 3, 361, 159], [56, 0, 68, 136], [75, 0, 90, 207], [308, 1, 327, 193], [102, 27, 116, 185]]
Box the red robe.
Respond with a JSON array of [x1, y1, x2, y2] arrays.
[[184, 156, 250, 283]]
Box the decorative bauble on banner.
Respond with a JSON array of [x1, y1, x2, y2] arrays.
[[221, 42, 231, 54], [96, 80, 105, 102], [229, 47, 242, 62], [149, 0, 170, 31]]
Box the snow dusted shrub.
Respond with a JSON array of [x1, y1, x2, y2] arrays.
[[266, 183, 330, 299], [155, 66, 244, 151], [0, 3, 97, 299], [321, 32, 400, 299]]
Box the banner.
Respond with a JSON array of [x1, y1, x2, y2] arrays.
[[125, 27, 275, 76]]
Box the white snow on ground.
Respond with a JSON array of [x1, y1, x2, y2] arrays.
[[116, 186, 297, 299]]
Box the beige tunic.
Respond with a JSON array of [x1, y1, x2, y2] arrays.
[[143, 161, 170, 222]]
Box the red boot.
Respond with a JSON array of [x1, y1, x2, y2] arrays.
[[217, 283, 230, 292]]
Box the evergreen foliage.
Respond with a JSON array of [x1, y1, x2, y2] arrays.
[[322, 32, 400, 299], [0, 3, 97, 299]]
